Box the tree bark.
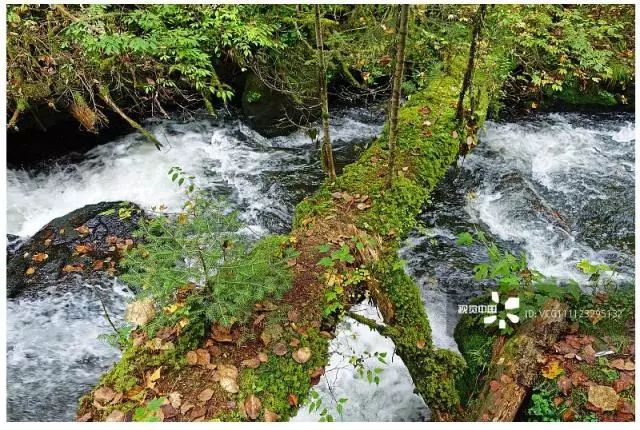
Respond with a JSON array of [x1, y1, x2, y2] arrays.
[[456, 4, 487, 122], [315, 5, 337, 181], [471, 299, 569, 421], [386, 4, 409, 187]]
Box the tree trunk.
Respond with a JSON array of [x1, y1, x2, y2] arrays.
[[456, 4, 487, 122], [471, 299, 569, 421], [386, 4, 409, 187], [315, 5, 337, 181]]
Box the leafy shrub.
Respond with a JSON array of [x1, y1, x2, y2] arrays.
[[120, 185, 296, 338]]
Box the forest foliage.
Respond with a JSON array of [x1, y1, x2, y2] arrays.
[[7, 4, 635, 133]]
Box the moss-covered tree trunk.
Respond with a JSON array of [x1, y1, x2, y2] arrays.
[[470, 299, 569, 421], [314, 4, 336, 181], [386, 4, 409, 187]]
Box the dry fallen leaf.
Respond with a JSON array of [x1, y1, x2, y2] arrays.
[[220, 377, 239, 394], [75, 225, 91, 236], [196, 349, 210, 366], [264, 409, 279, 422], [74, 244, 93, 255], [94, 386, 117, 404], [32, 252, 49, 263], [557, 375, 572, 395], [149, 367, 162, 382], [244, 394, 262, 420], [292, 347, 312, 364], [588, 385, 619, 411], [258, 352, 268, 363], [198, 388, 214, 403], [63, 264, 84, 273], [273, 342, 288, 356], [25, 267, 35, 276], [105, 410, 125, 422], [125, 299, 156, 326], [287, 393, 298, 407], [241, 358, 261, 369], [186, 351, 198, 366], [218, 364, 239, 380], [168, 392, 182, 409]]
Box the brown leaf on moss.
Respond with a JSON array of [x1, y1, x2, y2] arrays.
[[273, 342, 288, 356], [211, 323, 234, 343], [63, 264, 84, 273], [264, 409, 279, 422], [196, 349, 210, 366], [258, 352, 268, 363], [74, 243, 94, 255], [94, 386, 116, 404], [244, 394, 262, 420], [562, 408, 576, 421], [612, 371, 634, 393], [416, 339, 426, 349], [570, 370, 588, 386], [292, 347, 311, 364], [74, 225, 91, 236], [217, 364, 238, 380], [168, 392, 182, 409], [287, 393, 298, 407], [241, 358, 261, 369], [580, 344, 596, 364], [610, 358, 634, 371], [105, 410, 125, 422]]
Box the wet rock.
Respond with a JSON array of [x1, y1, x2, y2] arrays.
[[6, 201, 143, 297]]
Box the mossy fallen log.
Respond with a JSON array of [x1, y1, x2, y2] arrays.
[[79, 46, 507, 422]]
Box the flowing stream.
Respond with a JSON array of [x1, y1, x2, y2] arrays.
[[6, 111, 634, 421]]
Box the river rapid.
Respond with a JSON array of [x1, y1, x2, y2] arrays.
[[6, 110, 634, 421]]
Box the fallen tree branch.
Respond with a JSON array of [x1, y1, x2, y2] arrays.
[[98, 86, 163, 149], [345, 310, 390, 336]]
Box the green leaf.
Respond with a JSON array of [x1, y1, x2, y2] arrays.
[[456, 232, 473, 246]]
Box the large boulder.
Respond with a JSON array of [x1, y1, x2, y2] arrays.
[[7, 201, 143, 298]]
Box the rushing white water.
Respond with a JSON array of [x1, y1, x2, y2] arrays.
[[7, 278, 133, 421], [7, 109, 382, 238], [293, 303, 428, 422], [401, 112, 635, 351]]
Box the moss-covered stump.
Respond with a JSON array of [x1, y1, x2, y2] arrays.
[[78, 48, 506, 422]]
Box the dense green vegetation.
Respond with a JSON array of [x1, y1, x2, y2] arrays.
[[7, 4, 634, 135]]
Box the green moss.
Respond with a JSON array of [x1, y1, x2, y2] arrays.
[[99, 343, 187, 392], [236, 328, 329, 421]]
